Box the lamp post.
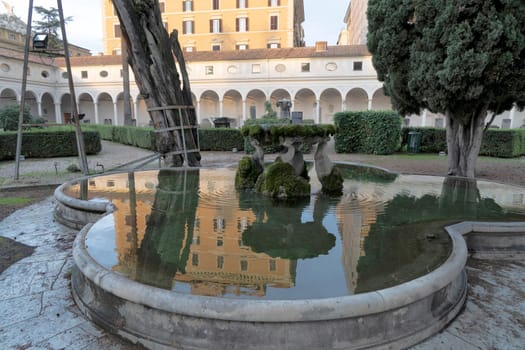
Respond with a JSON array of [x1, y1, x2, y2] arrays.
[[14, 0, 34, 180], [15, 0, 89, 180]]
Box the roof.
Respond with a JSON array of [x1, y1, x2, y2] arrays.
[[54, 45, 371, 67], [0, 47, 55, 65]]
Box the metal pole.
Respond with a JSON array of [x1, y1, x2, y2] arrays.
[[14, 0, 34, 180], [121, 39, 133, 125], [57, 0, 89, 175]]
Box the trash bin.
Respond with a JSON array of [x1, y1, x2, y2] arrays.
[[213, 117, 230, 128], [407, 131, 422, 153]]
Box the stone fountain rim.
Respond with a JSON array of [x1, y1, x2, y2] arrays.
[[72, 215, 468, 323]]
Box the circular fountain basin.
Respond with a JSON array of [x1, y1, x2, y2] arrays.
[[63, 165, 525, 349]]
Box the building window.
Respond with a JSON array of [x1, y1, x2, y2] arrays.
[[236, 17, 249, 32], [214, 217, 225, 231], [217, 238, 224, 247], [236, 44, 248, 50], [100, 70, 109, 78], [8, 33, 17, 41], [353, 61, 363, 71], [301, 63, 310, 72], [205, 65, 214, 75], [210, 18, 222, 33], [237, 0, 248, 8], [183, 1, 193, 12], [217, 256, 224, 269], [267, 42, 280, 48], [114, 24, 121, 38], [270, 15, 278, 30], [192, 253, 199, 266], [41, 70, 50, 78], [81, 71, 88, 79], [268, 0, 280, 6], [269, 260, 276, 271], [240, 260, 248, 271], [212, 44, 221, 51], [212, 0, 220, 10], [185, 46, 195, 52], [159, 2, 165, 12], [252, 64, 261, 73], [183, 20, 194, 34]]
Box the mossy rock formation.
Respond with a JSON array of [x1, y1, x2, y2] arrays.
[[235, 156, 263, 190], [255, 161, 311, 199]]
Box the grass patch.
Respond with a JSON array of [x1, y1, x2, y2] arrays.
[[0, 197, 33, 205]]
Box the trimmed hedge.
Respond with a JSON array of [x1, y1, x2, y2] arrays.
[[402, 127, 525, 158], [334, 111, 402, 155], [199, 128, 244, 151], [83, 124, 245, 152], [401, 127, 447, 153], [480, 129, 525, 158], [82, 124, 156, 150], [0, 129, 101, 161]]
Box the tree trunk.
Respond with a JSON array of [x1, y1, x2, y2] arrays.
[[445, 106, 488, 178], [112, 0, 200, 167]]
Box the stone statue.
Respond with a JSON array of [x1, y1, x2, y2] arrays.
[[2, 1, 14, 16]]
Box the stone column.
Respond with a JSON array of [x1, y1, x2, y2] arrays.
[[422, 109, 428, 127], [94, 102, 100, 124], [242, 99, 247, 124], [367, 99, 373, 111], [113, 102, 119, 125], [37, 100, 42, 117], [55, 103, 62, 123]]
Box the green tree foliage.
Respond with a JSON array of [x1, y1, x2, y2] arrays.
[[33, 6, 72, 49], [367, 0, 525, 177], [0, 105, 31, 131]]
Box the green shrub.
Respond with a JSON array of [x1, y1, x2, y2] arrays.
[[0, 130, 101, 160], [83, 124, 245, 152], [199, 128, 245, 151], [481, 129, 525, 158], [82, 124, 156, 150], [401, 127, 525, 157], [0, 105, 31, 131], [401, 127, 447, 153], [334, 111, 402, 155]]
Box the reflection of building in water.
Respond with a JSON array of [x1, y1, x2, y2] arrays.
[[67, 170, 295, 297], [336, 191, 385, 294]]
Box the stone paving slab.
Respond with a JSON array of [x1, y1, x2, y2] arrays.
[[1, 196, 524, 349]]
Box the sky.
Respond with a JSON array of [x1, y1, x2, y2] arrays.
[[11, 0, 349, 54]]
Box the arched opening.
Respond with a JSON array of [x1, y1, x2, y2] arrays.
[[136, 94, 149, 126], [294, 89, 316, 121], [97, 93, 114, 125], [270, 89, 292, 118], [319, 88, 343, 124], [199, 90, 220, 124], [371, 88, 392, 111], [246, 89, 266, 120], [223, 90, 242, 127], [117, 92, 135, 126], [346, 88, 369, 111], [0, 88, 18, 109], [41, 92, 56, 122], [78, 93, 95, 124], [60, 93, 72, 123]]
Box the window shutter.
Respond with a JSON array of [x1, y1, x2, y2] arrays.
[[246, 18, 249, 31], [210, 19, 213, 33], [236, 18, 239, 32], [219, 19, 222, 32], [183, 21, 187, 34]]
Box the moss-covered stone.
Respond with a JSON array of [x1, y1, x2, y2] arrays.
[[235, 156, 263, 190], [319, 166, 344, 196], [255, 161, 311, 199]]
